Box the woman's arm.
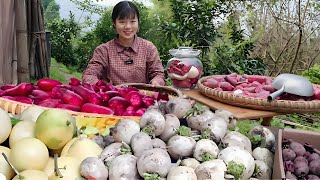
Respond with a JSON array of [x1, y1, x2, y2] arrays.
[[147, 45, 165, 86], [82, 45, 108, 85]]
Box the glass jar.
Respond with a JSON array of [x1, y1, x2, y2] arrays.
[[166, 47, 203, 90]]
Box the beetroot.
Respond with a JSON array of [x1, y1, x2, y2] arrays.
[[283, 148, 297, 161], [81, 103, 114, 115], [289, 140, 306, 156], [69, 77, 81, 86], [37, 98, 64, 108], [31, 89, 51, 100], [108, 97, 130, 115], [4, 83, 33, 96], [37, 78, 62, 91], [294, 161, 309, 176], [308, 153, 320, 162], [59, 88, 85, 107], [284, 160, 295, 173], [309, 159, 320, 176]]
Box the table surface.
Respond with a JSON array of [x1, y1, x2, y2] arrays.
[[181, 89, 283, 120]]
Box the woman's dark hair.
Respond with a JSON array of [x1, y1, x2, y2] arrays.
[[112, 1, 140, 22]]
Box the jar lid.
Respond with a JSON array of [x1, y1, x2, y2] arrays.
[[169, 46, 201, 57]]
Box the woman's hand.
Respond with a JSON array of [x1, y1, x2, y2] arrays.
[[151, 80, 160, 86]]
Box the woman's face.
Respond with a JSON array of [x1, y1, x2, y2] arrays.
[[114, 15, 139, 45]]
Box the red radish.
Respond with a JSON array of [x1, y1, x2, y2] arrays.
[[0, 90, 5, 96], [122, 106, 138, 116], [99, 91, 120, 102], [172, 79, 193, 88], [69, 78, 81, 86], [126, 91, 143, 107], [262, 84, 275, 92], [50, 86, 62, 99], [225, 75, 239, 86], [28, 95, 42, 104], [153, 92, 169, 101], [96, 80, 107, 87], [219, 82, 234, 91], [135, 108, 146, 116], [59, 88, 85, 107], [103, 83, 117, 91], [247, 75, 266, 84], [313, 88, 320, 100], [37, 98, 64, 108], [72, 85, 102, 105], [117, 87, 139, 100], [108, 96, 130, 115], [4, 82, 33, 96], [1, 96, 16, 101], [0, 84, 15, 90], [142, 96, 155, 107], [37, 78, 62, 91], [56, 104, 81, 112], [81, 103, 114, 115], [203, 78, 219, 89], [14, 96, 33, 104], [31, 89, 51, 100]]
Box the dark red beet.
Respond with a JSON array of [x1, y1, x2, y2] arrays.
[[283, 148, 297, 161], [308, 153, 320, 163], [289, 140, 306, 156], [309, 159, 320, 176], [284, 160, 295, 173], [294, 161, 309, 177]]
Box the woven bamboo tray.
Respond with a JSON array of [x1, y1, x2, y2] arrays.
[[0, 83, 181, 118], [197, 75, 320, 113]]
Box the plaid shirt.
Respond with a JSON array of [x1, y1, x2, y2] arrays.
[[82, 36, 165, 86]]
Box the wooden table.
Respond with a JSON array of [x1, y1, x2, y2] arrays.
[[181, 90, 284, 126]]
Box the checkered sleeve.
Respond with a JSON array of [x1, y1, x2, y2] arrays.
[[148, 44, 165, 86], [82, 45, 108, 85]]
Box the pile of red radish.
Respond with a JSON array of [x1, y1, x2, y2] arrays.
[[202, 73, 320, 101], [167, 59, 203, 89], [0, 78, 168, 116]]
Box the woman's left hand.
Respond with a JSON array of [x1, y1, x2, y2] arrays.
[[151, 80, 160, 86]]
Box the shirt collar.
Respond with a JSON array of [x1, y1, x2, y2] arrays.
[[114, 35, 139, 53]]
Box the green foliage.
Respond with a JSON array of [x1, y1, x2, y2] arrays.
[[43, 0, 60, 25], [207, 15, 266, 76], [47, 13, 81, 66], [302, 64, 320, 84], [227, 161, 245, 180]]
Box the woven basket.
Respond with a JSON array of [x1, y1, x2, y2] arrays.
[[197, 75, 320, 113], [0, 83, 182, 118]]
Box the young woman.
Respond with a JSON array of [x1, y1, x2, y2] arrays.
[[82, 1, 165, 86]]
